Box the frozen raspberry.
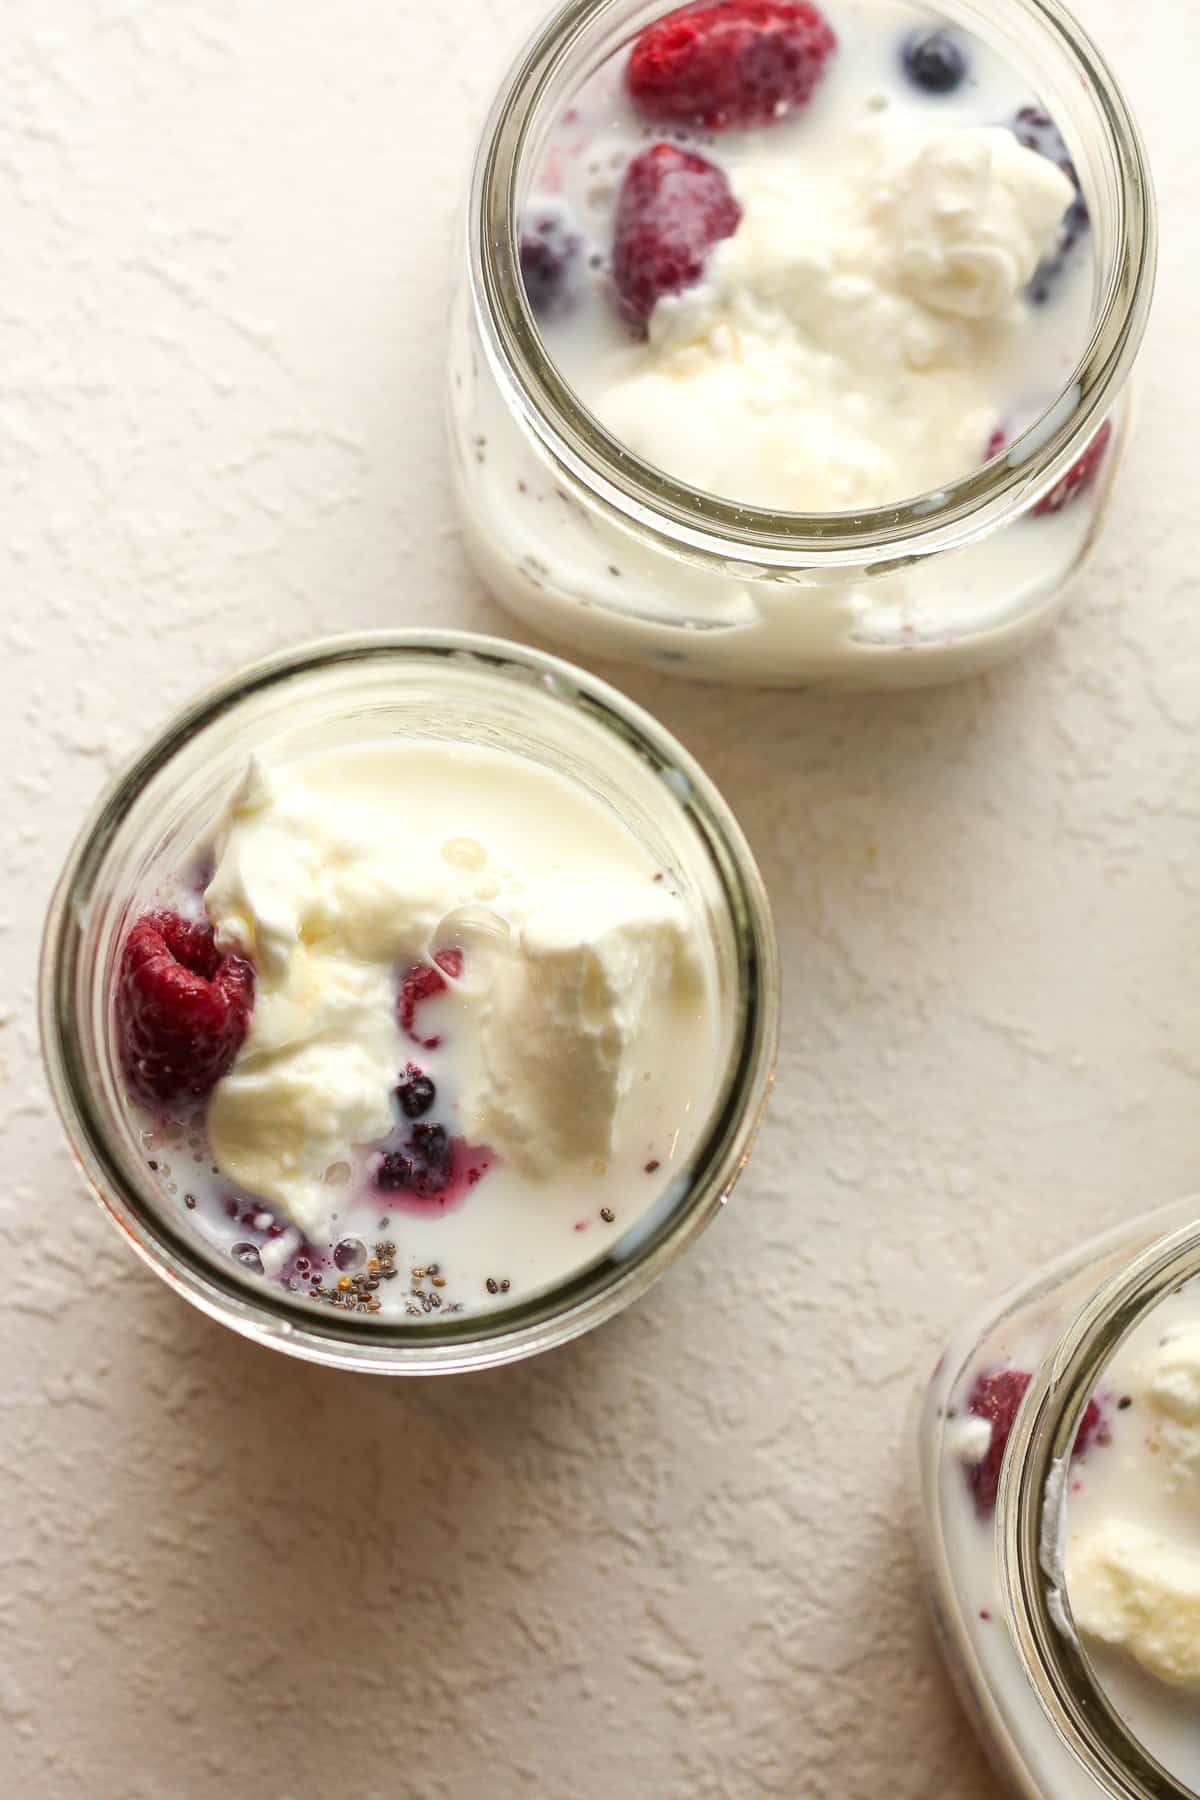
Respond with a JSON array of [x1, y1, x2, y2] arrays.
[[398, 947, 464, 1049], [118, 910, 254, 1103], [520, 202, 582, 318], [396, 1063, 436, 1120], [1033, 420, 1112, 516], [966, 1369, 1031, 1517], [612, 143, 742, 328], [627, 0, 836, 131], [966, 1369, 1107, 1517], [1007, 106, 1089, 303]]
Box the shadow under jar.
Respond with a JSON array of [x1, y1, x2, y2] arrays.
[[918, 1200, 1200, 1798], [40, 633, 779, 1376], [450, 0, 1155, 689]]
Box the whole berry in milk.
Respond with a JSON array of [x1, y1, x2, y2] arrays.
[[627, 0, 837, 129], [118, 911, 253, 1102], [612, 144, 742, 327], [901, 26, 967, 95]]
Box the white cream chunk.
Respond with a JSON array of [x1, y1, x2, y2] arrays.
[[587, 120, 1073, 511], [202, 743, 710, 1238], [1067, 1521, 1200, 1691]]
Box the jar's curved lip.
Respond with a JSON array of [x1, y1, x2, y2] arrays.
[[1001, 1211, 1200, 1797], [39, 629, 780, 1376], [470, 0, 1157, 564]]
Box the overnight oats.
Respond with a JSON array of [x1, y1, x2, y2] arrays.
[[918, 1203, 1200, 1797], [451, 0, 1155, 686], [41, 635, 778, 1374]]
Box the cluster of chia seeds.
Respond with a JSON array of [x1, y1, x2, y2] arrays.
[[305, 1239, 400, 1314], [406, 1262, 465, 1316]]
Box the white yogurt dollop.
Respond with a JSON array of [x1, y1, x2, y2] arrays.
[[203, 742, 715, 1242], [590, 121, 1073, 511], [1068, 1520, 1200, 1690]]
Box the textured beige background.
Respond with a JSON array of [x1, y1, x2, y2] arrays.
[[0, 1, 1192, 1795]]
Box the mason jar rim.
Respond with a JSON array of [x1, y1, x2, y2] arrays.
[[1000, 1211, 1200, 1798], [39, 630, 780, 1376], [469, 0, 1157, 566]]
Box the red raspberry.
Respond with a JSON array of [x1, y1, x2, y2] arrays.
[[966, 1369, 1106, 1518], [627, 0, 836, 131], [398, 947, 464, 1049], [118, 910, 254, 1103], [966, 1369, 1031, 1517], [1033, 419, 1113, 516], [612, 143, 742, 328]]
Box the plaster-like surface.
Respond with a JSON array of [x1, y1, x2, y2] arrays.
[[0, 1, 1193, 1794]]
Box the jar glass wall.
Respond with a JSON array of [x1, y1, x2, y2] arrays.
[[40, 632, 779, 1376], [450, 0, 1155, 688], [918, 1201, 1200, 1798]]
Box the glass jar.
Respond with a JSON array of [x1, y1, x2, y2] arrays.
[[40, 632, 779, 1376], [917, 1200, 1200, 1798], [450, 0, 1156, 689]]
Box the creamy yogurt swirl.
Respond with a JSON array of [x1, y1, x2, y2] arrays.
[[589, 120, 1073, 510], [202, 743, 714, 1237]]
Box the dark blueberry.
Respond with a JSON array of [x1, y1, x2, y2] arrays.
[[519, 202, 582, 319], [412, 1122, 451, 1170], [1010, 105, 1076, 176], [397, 1124, 452, 1198], [1007, 106, 1089, 301], [377, 1125, 453, 1198], [901, 27, 968, 95], [377, 1151, 415, 1192], [1026, 255, 1064, 307], [396, 1063, 436, 1120]]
